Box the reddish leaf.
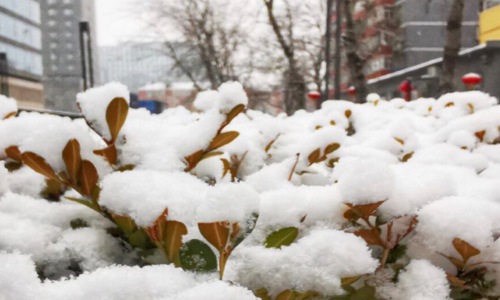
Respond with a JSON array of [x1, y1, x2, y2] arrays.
[[184, 150, 204, 171], [145, 209, 169, 243], [475, 130, 486, 142], [453, 238, 480, 263], [62, 139, 82, 184], [447, 274, 466, 287], [307, 148, 321, 165], [79, 160, 98, 197], [198, 222, 230, 252], [5, 146, 22, 161], [209, 131, 239, 151], [106, 97, 129, 142], [164, 220, 188, 262], [354, 228, 384, 246], [344, 200, 385, 219], [385, 215, 418, 249], [21, 152, 59, 181], [94, 144, 117, 165]]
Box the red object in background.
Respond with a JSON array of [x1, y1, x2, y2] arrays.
[[399, 80, 413, 101], [347, 86, 356, 96], [307, 91, 321, 101], [462, 73, 482, 90]]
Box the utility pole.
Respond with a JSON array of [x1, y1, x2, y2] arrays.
[[334, 0, 342, 99], [79, 21, 94, 91], [0, 53, 9, 97], [323, 0, 334, 104]]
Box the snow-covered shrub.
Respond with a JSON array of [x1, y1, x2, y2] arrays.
[[1, 85, 500, 299]]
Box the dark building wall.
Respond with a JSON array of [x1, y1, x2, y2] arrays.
[[368, 42, 500, 101], [394, 0, 480, 69]]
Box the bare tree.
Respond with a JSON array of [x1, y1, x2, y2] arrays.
[[263, 0, 307, 115], [142, 0, 248, 89], [439, 0, 465, 94]]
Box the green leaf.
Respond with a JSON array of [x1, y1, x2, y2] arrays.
[[180, 239, 217, 273], [264, 227, 298, 249], [128, 229, 154, 249]]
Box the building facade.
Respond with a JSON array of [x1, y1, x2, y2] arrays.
[[40, 0, 98, 112], [479, 0, 500, 44], [99, 42, 177, 92], [337, 0, 480, 93], [0, 0, 44, 108]]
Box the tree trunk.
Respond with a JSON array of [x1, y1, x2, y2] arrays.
[[264, 0, 305, 114], [439, 0, 465, 94], [343, 0, 367, 103], [284, 68, 306, 115]]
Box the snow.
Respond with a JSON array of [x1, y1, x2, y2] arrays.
[[2, 86, 500, 298], [0, 95, 17, 120], [76, 82, 130, 141], [386, 260, 450, 300], [194, 81, 248, 113], [232, 229, 378, 296], [335, 158, 395, 205]]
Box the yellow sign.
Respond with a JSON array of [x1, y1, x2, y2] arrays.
[[479, 4, 500, 44]]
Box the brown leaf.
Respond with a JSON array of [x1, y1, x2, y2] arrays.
[[209, 131, 239, 151], [200, 151, 223, 161], [184, 150, 204, 171], [475, 130, 486, 142], [93, 144, 117, 165], [344, 200, 385, 219], [467, 103, 475, 113], [445, 102, 455, 107], [62, 139, 82, 184], [401, 152, 414, 163], [198, 221, 230, 252], [307, 148, 321, 165], [265, 133, 281, 153], [226, 104, 245, 124], [21, 152, 59, 181], [275, 290, 297, 300], [3, 111, 16, 119], [106, 97, 129, 142], [354, 228, 384, 246], [221, 158, 231, 177], [385, 215, 418, 249], [79, 160, 98, 197], [164, 220, 188, 262], [324, 143, 340, 155], [394, 138, 405, 145], [341, 276, 362, 286], [144, 208, 169, 243], [447, 274, 466, 287], [345, 109, 352, 118], [453, 238, 480, 263], [5, 146, 22, 161]]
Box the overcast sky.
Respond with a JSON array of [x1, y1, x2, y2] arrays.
[[95, 0, 145, 46]]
